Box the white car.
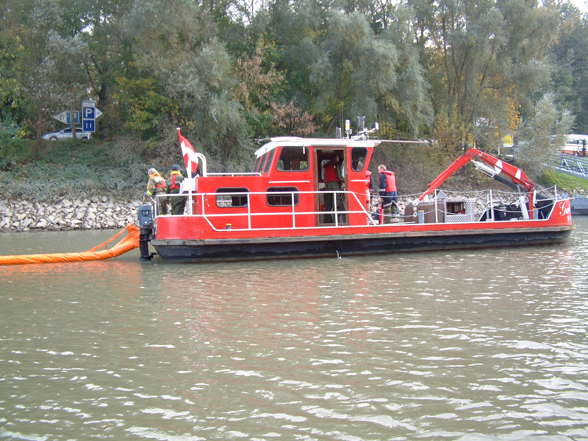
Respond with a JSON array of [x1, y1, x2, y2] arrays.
[[42, 127, 92, 141]]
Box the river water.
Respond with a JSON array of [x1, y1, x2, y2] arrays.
[[1, 218, 587, 441]]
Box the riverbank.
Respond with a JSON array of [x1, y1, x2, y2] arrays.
[[0, 197, 142, 232]]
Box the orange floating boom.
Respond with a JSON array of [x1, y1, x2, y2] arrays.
[[0, 224, 140, 265]]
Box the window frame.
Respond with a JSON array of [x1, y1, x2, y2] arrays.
[[351, 147, 368, 172], [277, 146, 309, 172], [215, 187, 249, 208], [263, 149, 276, 174], [266, 186, 300, 206]]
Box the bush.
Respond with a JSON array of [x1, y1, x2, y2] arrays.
[[1, 138, 151, 201], [0, 136, 31, 171]]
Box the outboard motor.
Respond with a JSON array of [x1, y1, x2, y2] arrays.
[[137, 203, 154, 260]]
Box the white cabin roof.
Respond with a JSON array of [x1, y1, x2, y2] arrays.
[[254, 137, 383, 158]]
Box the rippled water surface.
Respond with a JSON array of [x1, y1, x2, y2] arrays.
[[1, 219, 588, 440]]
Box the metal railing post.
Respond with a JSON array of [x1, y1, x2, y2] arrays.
[[434, 189, 438, 223], [490, 189, 494, 221], [188, 189, 193, 214], [334, 191, 339, 227], [291, 192, 296, 228], [247, 193, 252, 230], [201, 193, 206, 221]]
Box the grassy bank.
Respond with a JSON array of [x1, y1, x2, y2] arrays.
[[541, 169, 588, 194], [0, 138, 154, 201]]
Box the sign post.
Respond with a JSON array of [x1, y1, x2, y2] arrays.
[[52, 99, 103, 139], [82, 99, 96, 133]]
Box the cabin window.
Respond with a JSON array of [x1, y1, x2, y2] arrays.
[[277, 146, 309, 171], [216, 188, 249, 207], [254, 156, 263, 172], [266, 187, 299, 206], [351, 147, 368, 171], [263, 149, 276, 174]]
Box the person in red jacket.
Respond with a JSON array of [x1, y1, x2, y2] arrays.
[[322, 154, 344, 223], [378, 164, 397, 222]]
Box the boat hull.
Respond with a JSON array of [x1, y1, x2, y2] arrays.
[[151, 225, 572, 262]]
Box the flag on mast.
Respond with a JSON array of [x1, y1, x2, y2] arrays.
[[177, 128, 199, 177]]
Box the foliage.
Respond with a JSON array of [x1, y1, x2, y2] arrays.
[[0, 137, 31, 171], [114, 77, 172, 139], [270, 101, 317, 136], [548, 4, 588, 133], [412, 0, 559, 149], [516, 93, 574, 179], [0, 0, 587, 198]]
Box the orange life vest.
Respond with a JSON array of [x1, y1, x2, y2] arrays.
[[169, 172, 182, 192], [381, 170, 397, 192]]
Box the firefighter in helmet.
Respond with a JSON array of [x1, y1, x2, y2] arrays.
[[146, 168, 168, 215], [167, 164, 186, 215]]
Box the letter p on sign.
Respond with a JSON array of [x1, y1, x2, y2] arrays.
[[83, 106, 95, 119]]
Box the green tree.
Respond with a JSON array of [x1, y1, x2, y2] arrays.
[[262, 1, 432, 137], [114, 77, 172, 139], [69, 0, 135, 136], [411, 0, 559, 152], [548, 3, 588, 133], [124, 0, 253, 166], [517, 93, 573, 178], [1, 0, 90, 156]]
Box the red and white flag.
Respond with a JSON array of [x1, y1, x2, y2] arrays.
[[177, 128, 199, 177]]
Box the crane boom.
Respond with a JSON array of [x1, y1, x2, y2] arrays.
[[418, 148, 536, 217]]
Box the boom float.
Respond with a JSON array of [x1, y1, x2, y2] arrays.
[[0, 224, 139, 265]]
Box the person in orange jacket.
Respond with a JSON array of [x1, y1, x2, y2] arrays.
[[378, 164, 397, 222], [146, 168, 168, 215]]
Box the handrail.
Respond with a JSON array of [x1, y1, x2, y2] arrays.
[[207, 172, 262, 176], [154, 186, 566, 230], [166, 189, 377, 232]]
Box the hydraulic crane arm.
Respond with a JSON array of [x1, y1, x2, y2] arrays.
[[418, 148, 536, 203]]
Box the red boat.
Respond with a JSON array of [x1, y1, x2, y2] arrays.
[[138, 127, 573, 262]]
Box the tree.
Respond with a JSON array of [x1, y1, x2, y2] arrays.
[[124, 0, 253, 166], [517, 93, 573, 178], [1, 0, 90, 156], [411, 0, 560, 152], [548, 3, 588, 133]]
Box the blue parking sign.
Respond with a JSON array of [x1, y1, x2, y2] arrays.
[[83, 106, 95, 119], [83, 119, 95, 132]]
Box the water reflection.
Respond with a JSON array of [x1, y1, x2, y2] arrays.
[[1, 220, 587, 440]]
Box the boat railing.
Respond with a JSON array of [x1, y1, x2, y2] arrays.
[[153, 186, 567, 228], [380, 187, 565, 223], [155, 189, 376, 231], [206, 172, 262, 177]]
